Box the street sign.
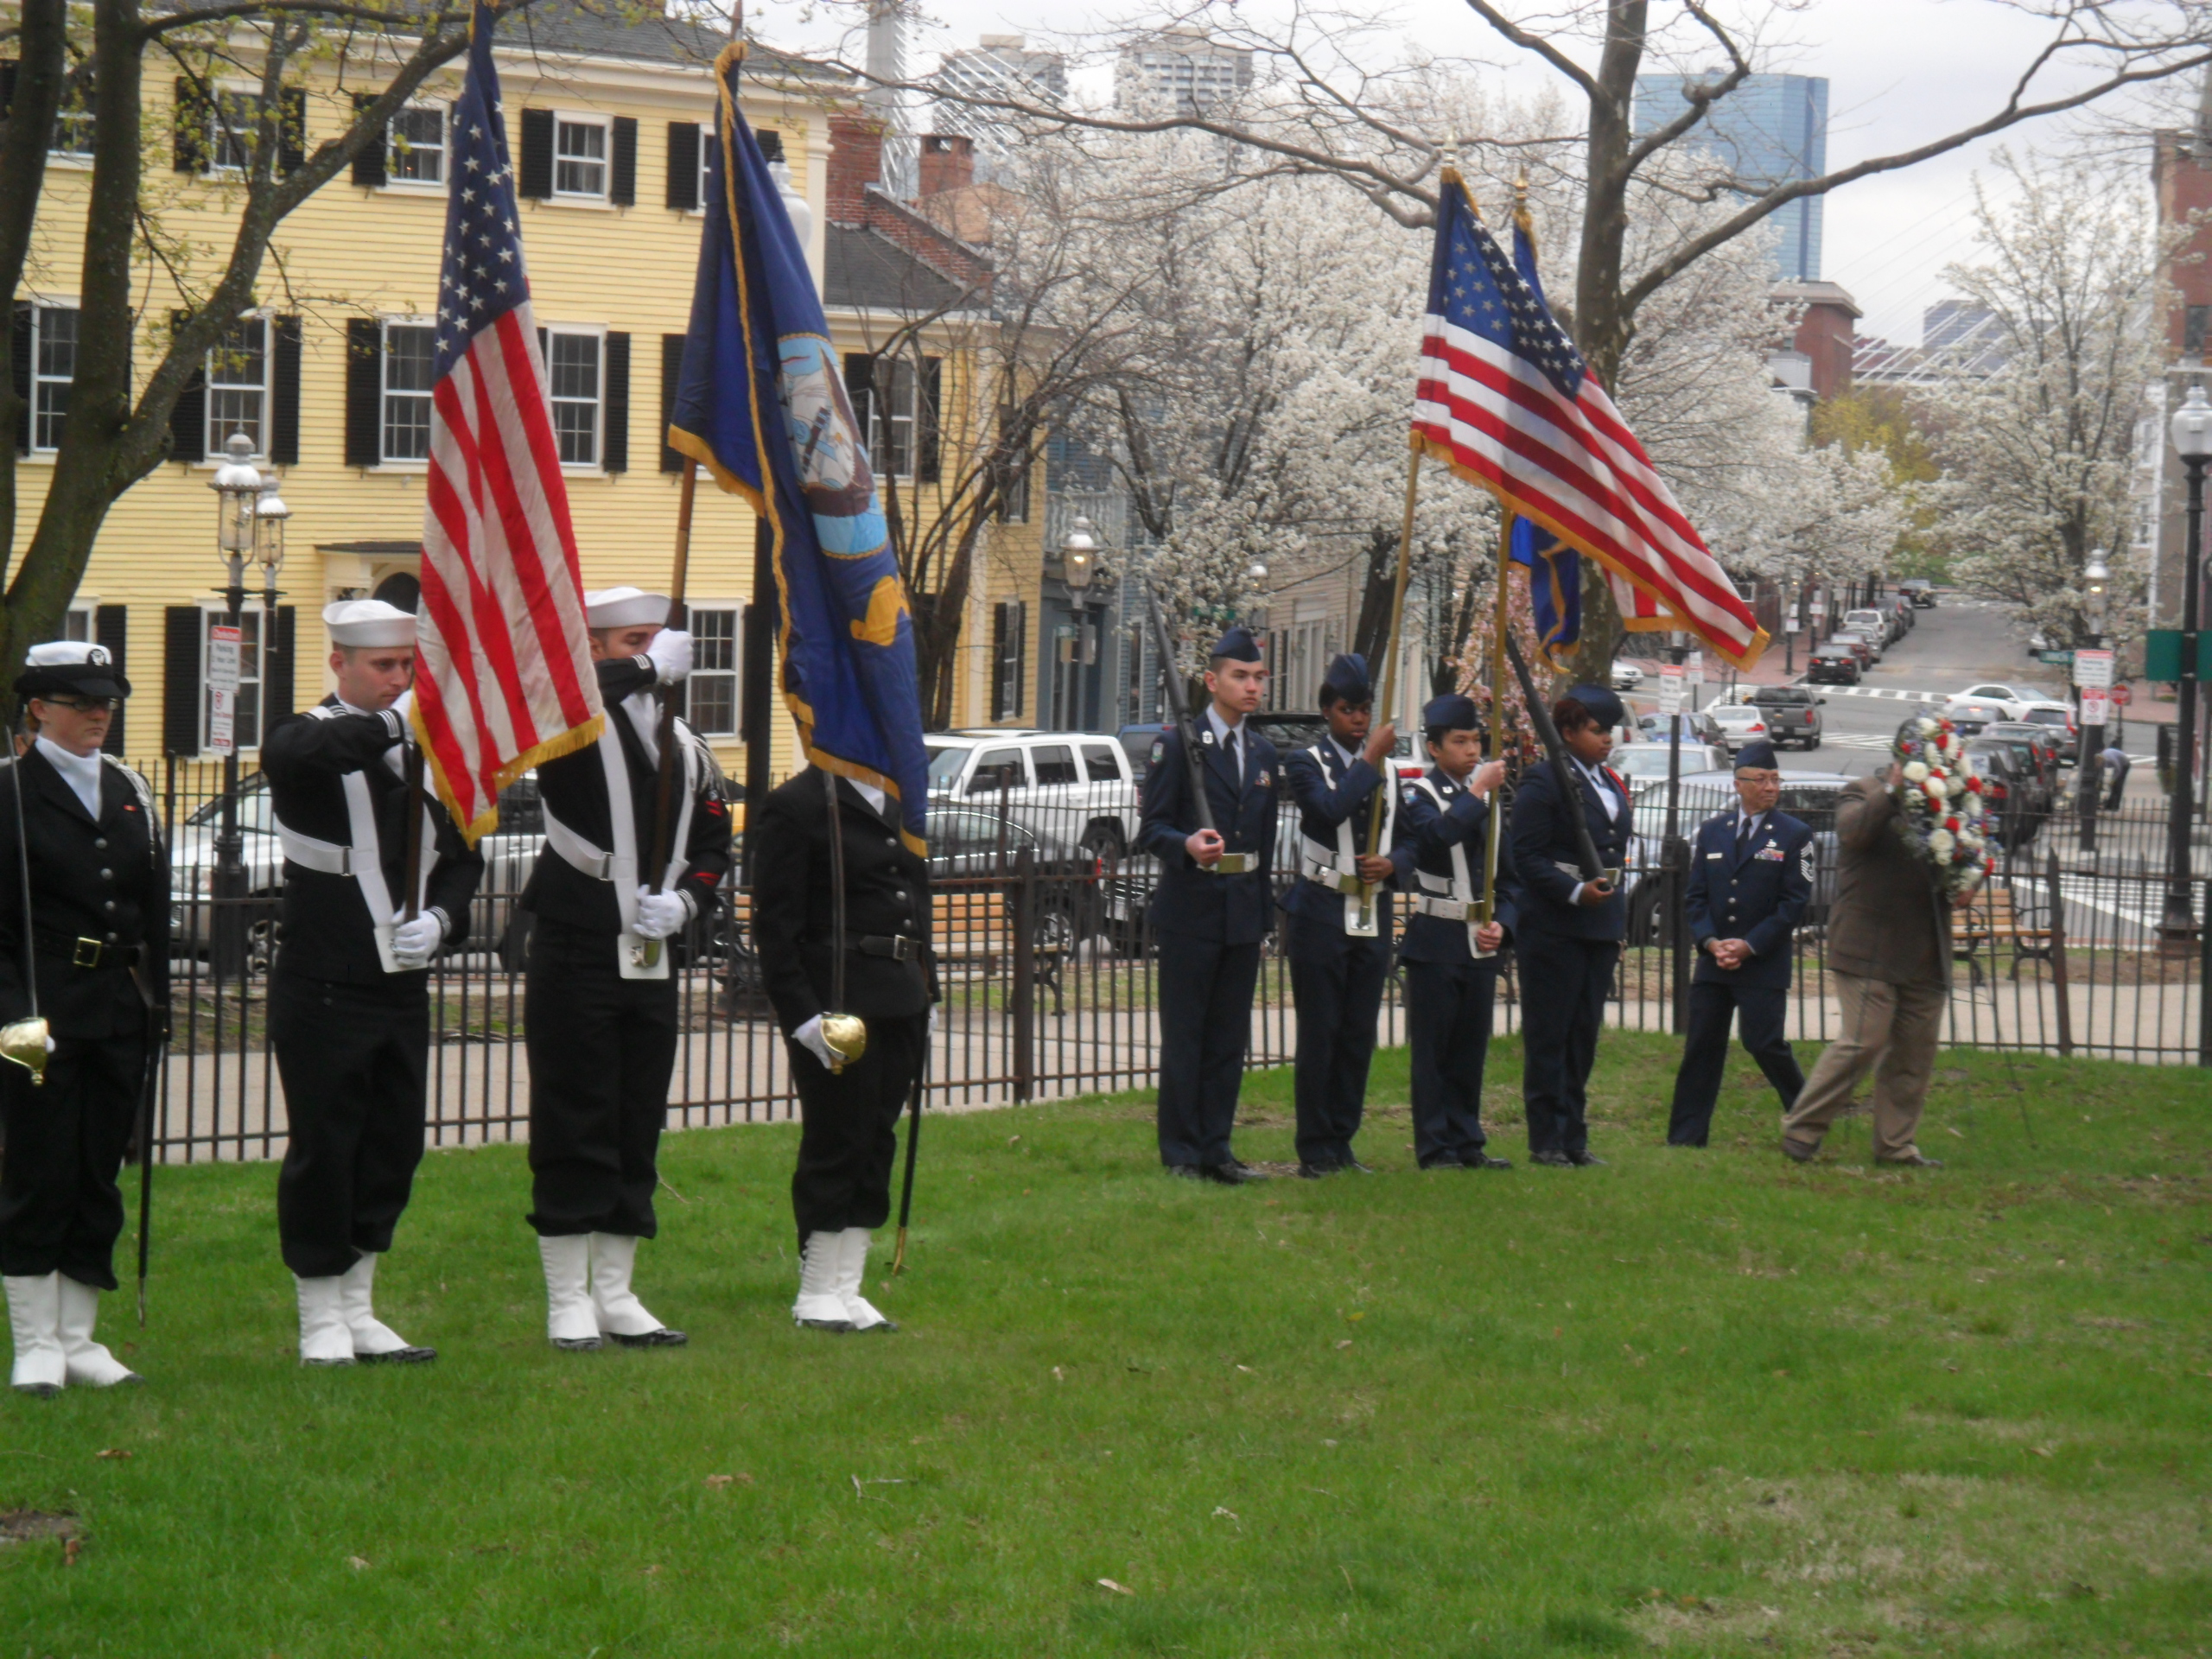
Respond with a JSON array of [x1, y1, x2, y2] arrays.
[[1784, 609, 1801, 632], [2074, 646, 2114, 690], [2037, 649, 2074, 667], [2082, 690, 2109, 727], [1658, 664, 1686, 716], [2112, 682, 2132, 707], [1685, 650, 1706, 686], [207, 623, 240, 756], [2143, 628, 2212, 681]]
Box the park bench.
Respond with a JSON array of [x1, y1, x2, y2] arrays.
[[1952, 882, 2056, 985]]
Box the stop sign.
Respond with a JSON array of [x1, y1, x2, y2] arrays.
[[2113, 683, 2133, 706]]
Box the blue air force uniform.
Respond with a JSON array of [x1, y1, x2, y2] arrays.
[[1666, 742, 1814, 1146], [1137, 628, 1279, 1177], [1280, 655, 1394, 1172], [1389, 695, 1520, 1168], [1509, 684, 1633, 1163]]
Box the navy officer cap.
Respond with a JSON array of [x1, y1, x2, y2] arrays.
[[1733, 740, 1779, 772], [1319, 652, 1370, 702], [16, 639, 131, 702], [1564, 682, 1626, 729], [1422, 692, 1479, 733], [1210, 625, 1263, 663]]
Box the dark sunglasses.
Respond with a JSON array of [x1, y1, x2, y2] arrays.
[[37, 696, 118, 715]]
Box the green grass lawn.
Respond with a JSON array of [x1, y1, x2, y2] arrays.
[[4, 1032, 2208, 1657]]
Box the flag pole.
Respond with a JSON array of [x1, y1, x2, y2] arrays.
[[1478, 515, 1514, 931], [1358, 442, 1422, 925]]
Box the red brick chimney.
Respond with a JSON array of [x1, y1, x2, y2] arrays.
[[918, 134, 976, 199], [827, 112, 886, 225]]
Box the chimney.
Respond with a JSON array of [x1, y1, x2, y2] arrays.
[[828, 112, 885, 225], [918, 134, 976, 198]]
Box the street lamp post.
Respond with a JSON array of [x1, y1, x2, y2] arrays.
[[2162, 388, 2209, 954], [1059, 515, 1096, 730], [207, 433, 262, 979], [2079, 547, 2109, 854]]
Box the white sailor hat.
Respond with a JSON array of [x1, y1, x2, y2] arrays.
[[16, 640, 131, 701], [322, 599, 417, 648], [583, 587, 672, 628]]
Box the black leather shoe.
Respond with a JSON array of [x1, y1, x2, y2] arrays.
[[1529, 1150, 1573, 1167], [358, 1344, 437, 1365], [1296, 1161, 1338, 1179], [1198, 1162, 1257, 1185], [1341, 1160, 1376, 1174], [1417, 1153, 1462, 1171], [1166, 1165, 1204, 1180], [1461, 1151, 1512, 1170], [609, 1327, 689, 1348], [1780, 1136, 1820, 1164], [1568, 1151, 1605, 1167]]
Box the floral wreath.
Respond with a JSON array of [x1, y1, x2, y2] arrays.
[[1891, 715, 1993, 902]]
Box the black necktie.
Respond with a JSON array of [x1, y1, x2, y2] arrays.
[[1737, 815, 1757, 855]]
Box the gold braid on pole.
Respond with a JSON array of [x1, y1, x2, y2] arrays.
[[1479, 515, 1514, 925], [1357, 444, 1424, 925]]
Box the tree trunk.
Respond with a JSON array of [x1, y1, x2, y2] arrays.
[[0, 0, 69, 575]]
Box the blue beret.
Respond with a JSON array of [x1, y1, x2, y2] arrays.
[[1320, 652, 1370, 701], [1211, 625, 1262, 664], [1733, 740, 1779, 772], [1564, 682, 1626, 728], [1422, 692, 1479, 732]]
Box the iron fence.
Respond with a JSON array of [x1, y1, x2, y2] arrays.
[[128, 755, 2209, 1165]]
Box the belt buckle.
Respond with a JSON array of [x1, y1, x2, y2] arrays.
[[72, 937, 102, 968], [895, 936, 916, 962]]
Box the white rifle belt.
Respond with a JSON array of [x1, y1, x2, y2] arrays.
[[543, 809, 616, 880], [276, 822, 353, 876], [1413, 893, 1478, 923], [1300, 854, 1364, 895]]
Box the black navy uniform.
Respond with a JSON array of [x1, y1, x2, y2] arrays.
[[1137, 707, 1278, 1173], [1509, 742, 1630, 1162], [1390, 762, 1519, 1167], [264, 697, 484, 1278], [1280, 732, 1393, 1171], [521, 655, 731, 1240], [751, 768, 936, 1246], [1665, 804, 1814, 1145], [0, 746, 168, 1293]]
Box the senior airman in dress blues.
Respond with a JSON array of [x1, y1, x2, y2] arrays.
[[1280, 654, 1396, 1178], [1389, 695, 1516, 1170], [1509, 683, 1634, 1167], [1665, 741, 1814, 1147], [1137, 626, 1278, 1185]]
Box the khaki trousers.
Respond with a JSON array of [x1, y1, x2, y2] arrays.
[[1782, 971, 1948, 1160]]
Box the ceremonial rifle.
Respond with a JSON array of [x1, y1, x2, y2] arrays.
[[641, 461, 699, 971], [1499, 632, 1611, 887]]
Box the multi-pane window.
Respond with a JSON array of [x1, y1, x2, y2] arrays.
[[209, 89, 262, 173], [50, 90, 95, 159], [389, 105, 446, 183], [687, 607, 739, 735], [63, 608, 92, 642], [381, 323, 435, 461], [205, 316, 270, 457], [204, 609, 263, 751], [545, 330, 601, 465], [28, 305, 77, 453], [697, 122, 714, 212], [554, 116, 607, 198], [868, 357, 918, 479]]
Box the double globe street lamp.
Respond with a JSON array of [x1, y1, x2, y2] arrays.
[[206, 431, 288, 976], [2162, 387, 2210, 955]]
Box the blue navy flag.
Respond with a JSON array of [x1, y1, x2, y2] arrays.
[[668, 44, 928, 851]]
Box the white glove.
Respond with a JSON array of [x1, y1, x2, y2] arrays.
[[389, 688, 415, 728], [391, 910, 443, 967], [928, 1004, 940, 1034], [632, 888, 687, 941], [646, 628, 693, 686], [793, 1014, 834, 1068]]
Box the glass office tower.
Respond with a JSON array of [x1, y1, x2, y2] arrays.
[[1632, 73, 1829, 281]]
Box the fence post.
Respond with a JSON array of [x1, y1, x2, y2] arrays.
[[1662, 833, 1690, 1033], [1011, 846, 1035, 1101], [2044, 842, 2072, 1058]]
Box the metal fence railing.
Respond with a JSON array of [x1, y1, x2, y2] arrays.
[[114, 753, 2212, 1165]]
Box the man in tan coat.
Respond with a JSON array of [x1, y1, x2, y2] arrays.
[[1780, 763, 1950, 1166]]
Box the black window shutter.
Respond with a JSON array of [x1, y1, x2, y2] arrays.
[[842, 353, 874, 453], [162, 607, 201, 755], [276, 86, 307, 175], [518, 107, 553, 199], [991, 603, 1008, 720], [270, 315, 301, 465], [351, 91, 388, 188], [265, 606, 296, 727], [345, 316, 381, 467], [757, 129, 784, 163], [10, 303, 29, 455], [95, 607, 128, 753], [601, 331, 630, 473], [168, 309, 206, 462], [659, 333, 684, 473], [665, 122, 700, 211], [610, 115, 637, 207], [2, 61, 18, 118], [918, 356, 943, 484], [172, 79, 206, 172]]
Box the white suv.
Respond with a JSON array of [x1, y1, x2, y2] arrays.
[[923, 730, 1141, 858]]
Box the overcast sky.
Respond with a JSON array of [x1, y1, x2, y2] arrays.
[[752, 0, 2185, 347]]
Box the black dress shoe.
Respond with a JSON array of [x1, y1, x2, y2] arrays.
[[358, 1344, 437, 1365], [1417, 1153, 1462, 1171], [1198, 1162, 1256, 1186], [1529, 1150, 1573, 1167], [609, 1326, 689, 1348], [1568, 1151, 1605, 1167], [1296, 1161, 1338, 1179], [1341, 1160, 1376, 1173], [1461, 1151, 1512, 1170], [1166, 1165, 1204, 1180]]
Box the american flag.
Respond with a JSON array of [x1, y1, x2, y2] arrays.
[[1414, 173, 1768, 668], [413, 0, 602, 843]]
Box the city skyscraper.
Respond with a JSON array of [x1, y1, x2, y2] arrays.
[[1116, 26, 1254, 115], [1632, 73, 1829, 281]]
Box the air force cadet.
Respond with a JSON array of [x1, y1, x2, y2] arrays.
[[1, 644, 165, 1395], [751, 766, 935, 1332], [1280, 653, 1395, 1178], [1666, 741, 1813, 1147], [1137, 626, 1277, 1185], [1509, 685, 1633, 1168], [521, 588, 729, 1351], [1389, 695, 1515, 1171], [263, 600, 484, 1366]]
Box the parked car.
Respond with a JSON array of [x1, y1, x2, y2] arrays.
[[1844, 607, 1896, 649], [1707, 701, 1773, 753], [1949, 683, 2048, 721], [1611, 660, 1645, 691], [1619, 770, 1850, 942], [1898, 578, 1937, 607], [1982, 722, 2064, 802], [1637, 708, 1727, 748], [1890, 594, 1916, 634], [1944, 697, 2009, 737], [1747, 683, 1825, 749], [1829, 627, 1880, 665], [2016, 700, 2080, 765], [924, 729, 1140, 858], [1806, 645, 1862, 685], [1611, 741, 1730, 785], [1964, 741, 2044, 851]]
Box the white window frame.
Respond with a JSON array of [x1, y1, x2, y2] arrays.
[[378, 315, 437, 467], [690, 121, 712, 215], [541, 323, 605, 469], [551, 111, 611, 202], [684, 603, 741, 736], [198, 601, 267, 756], [63, 605, 95, 643], [385, 102, 448, 188], [48, 90, 95, 163], [204, 83, 265, 177], [866, 357, 923, 481], [25, 302, 79, 456], [202, 311, 273, 462]]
